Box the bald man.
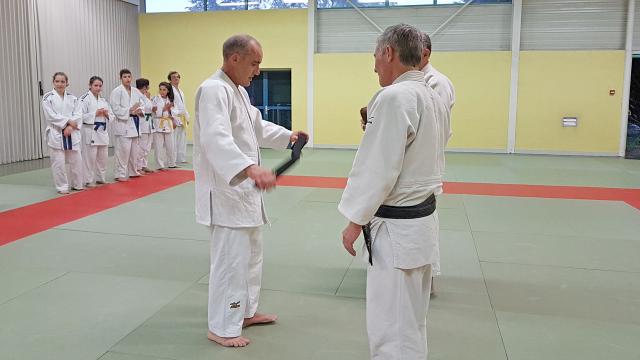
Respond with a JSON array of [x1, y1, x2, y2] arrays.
[[193, 34, 307, 347]]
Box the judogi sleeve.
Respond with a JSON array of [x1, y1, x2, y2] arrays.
[[197, 85, 254, 186], [338, 91, 415, 225]]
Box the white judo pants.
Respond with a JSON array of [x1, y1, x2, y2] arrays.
[[81, 142, 108, 185], [137, 133, 153, 170], [208, 225, 263, 337], [153, 132, 176, 169], [174, 126, 187, 163], [114, 135, 139, 179], [49, 148, 83, 192], [366, 222, 433, 360]]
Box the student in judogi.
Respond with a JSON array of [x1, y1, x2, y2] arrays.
[[109, 69, 145, 181], [152, 82, 177, 170], [193, 34, 307, 348], [79, 76, 114, 187], [339, 24, 443, 360], [168, 71, 189, 164], [418, 32, 456, 294], [42, 72, 84, 194], [135, 78, 156, 173]]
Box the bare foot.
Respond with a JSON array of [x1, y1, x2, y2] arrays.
[[207, 331, 250, 347], [243, 313, 277, 328]]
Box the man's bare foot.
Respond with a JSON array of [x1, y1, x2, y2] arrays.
[[207, 331, 250, 347], [243, 313, 277, 328]]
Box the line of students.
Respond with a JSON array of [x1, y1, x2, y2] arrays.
[[41, 69, 190, 194]]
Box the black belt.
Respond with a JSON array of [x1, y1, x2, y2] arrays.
[[274, 134, 308, 177], [362, 194, 437, 265]]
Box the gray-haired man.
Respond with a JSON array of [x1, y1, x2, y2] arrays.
[[339, 24, 444, 359]]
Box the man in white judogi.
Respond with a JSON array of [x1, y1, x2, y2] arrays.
[[194, 34, 307, 348], [419, 32, 456, 291], [339, 24, 443, 360], [109, 69, 145, 181], [169, 71, 189, 164]]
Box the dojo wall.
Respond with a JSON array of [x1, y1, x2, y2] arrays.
[[138, 9, 308, 140], [314, 51, 513, 151], [515, 51, 625, 155], [138, 4, 629, 154]]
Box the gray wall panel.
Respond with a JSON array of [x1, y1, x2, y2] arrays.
[[521, 0, 627, 50], [318, 4, 512, 52], [36, 0, 141, 151], [37, 0, 140, 97], [0, 0, 42, 164]]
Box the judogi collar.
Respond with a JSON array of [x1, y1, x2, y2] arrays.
[[393, 70, 427, 85]]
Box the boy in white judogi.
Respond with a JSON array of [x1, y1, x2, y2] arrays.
[[135, 78, 156, 173], [109, 69, 145, 181]]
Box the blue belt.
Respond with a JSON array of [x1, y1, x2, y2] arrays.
[[131, 115, 140, 135], [94, 121, 106, 131], [62, 133, 73, 150]]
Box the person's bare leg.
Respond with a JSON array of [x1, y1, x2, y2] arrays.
[[243, 313, 277, 328], [207, 331, 250, 347], [430, 277, 436, 296]]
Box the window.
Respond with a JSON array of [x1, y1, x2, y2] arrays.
[[245, 70, 292, 130], [317, 0, 511, 9]]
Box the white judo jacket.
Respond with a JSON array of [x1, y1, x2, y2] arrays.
[[42, 90, 83, 151], [139, 95, 155, 134], [193, 69, 292, 228], [151, 95, 173, 134], [422, 63, 455, 144], [338, 71, 443, 269], [79, 92, 114, 146], [172, 86, 189, 127], [109, 84, 145, 138]]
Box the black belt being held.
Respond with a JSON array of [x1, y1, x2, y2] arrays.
[[362, 194, 437, 266]]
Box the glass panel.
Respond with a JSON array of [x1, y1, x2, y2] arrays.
[[209, 1, 248, 11], [318, 0, 510, 8], [248, 0, 308, 10], [391, 0, 434, 5], [245, 73, 265, 107], [267, 71, 291, 106], [146, 0, 195, 13]]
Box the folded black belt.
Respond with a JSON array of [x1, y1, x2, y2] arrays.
[[363, 194, 437, 265]]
